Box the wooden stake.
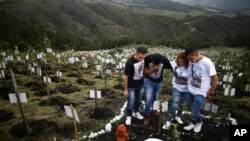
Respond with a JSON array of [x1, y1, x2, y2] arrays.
[[45, 74, 50, 104], [10, 69, 29, 133], [70, 104, 79, 141], [94, 87, 98, 109], [158, 101, 162, 134]]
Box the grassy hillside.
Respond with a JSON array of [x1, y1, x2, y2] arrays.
[[0, 0, 250, 51]]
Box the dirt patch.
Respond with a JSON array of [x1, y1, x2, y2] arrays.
[[10, 122, 29, 137], [0, 109, 14, 122], [24, 81, 46, 91], [54, 83, 80, 94], [39, 96, 78, 110], [54, 122, 74, 138], [10, 119, 74, 138], [33, 88, 56, 97], [50, 76, 66, 83], [29, 119, 57, 135], [88, 106, 115, 120], [77, 78, 95, 86], [66, 72, 81, 77]]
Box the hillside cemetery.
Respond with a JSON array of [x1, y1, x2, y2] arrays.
[[0, 45, 250, 141]]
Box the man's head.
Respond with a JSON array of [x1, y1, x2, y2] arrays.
[[184, 47, 200, 63], [134, 47, 148, 61], [152, 53, 162, 65]]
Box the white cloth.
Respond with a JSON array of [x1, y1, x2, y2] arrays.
[[133, 60, 144, 80], [171, 61, 189, 92]]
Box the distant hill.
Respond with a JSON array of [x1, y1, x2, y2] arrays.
[[171, 0, 250, 11], [0, 0, 250, 51]]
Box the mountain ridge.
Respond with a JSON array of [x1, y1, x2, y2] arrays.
[[0, 0, 250, 51]]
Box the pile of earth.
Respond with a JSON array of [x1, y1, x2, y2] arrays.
[[39, 96, 78, 110], [54, 83, 80, 94], [77, 78, 95, 86], [88, 106, 115, 120]]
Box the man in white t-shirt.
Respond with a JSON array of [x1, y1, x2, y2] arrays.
[[183, 47, 218, 133]]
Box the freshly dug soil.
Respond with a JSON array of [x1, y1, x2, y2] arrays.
[[88, 106, 115, 120], [54, 83, 80, 94], [39, 96, 78, 110], [77, 78, 95, 86]]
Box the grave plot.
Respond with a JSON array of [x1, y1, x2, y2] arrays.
[[54, 83, 80, 94], [77, 78, 95, 86]]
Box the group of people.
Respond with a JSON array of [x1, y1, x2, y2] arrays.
[[123, 46, 218, 133]]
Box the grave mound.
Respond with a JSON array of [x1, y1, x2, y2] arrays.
[[29, 119, 57, 135], [55, 83, 80, 94], [10, 123, 29, 137], [77, 78, 95, 86], [66, 73, 81, 77], [39, 96, 78, 110], [51, 76, 66, 83], [33, 88, 56, 97], [88, 106, 115, 120], [24, 81, 46, 90]]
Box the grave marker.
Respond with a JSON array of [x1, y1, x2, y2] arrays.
[[64, 104, 80, 141], [9, 69, 29, 133], [8, 93, 28, 103]]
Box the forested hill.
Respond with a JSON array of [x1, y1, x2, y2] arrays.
[[0, 0, 250, 51]]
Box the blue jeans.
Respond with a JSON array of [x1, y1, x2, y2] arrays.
[[144, 78, 162, 116], [165, 88, 190, 121], [126, 87, 143, 116], [189, 93, 205, 123]]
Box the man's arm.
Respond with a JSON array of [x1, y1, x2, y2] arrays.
[[144, 65, 155, 75], [123, 75, 129, 97], [208, 74, 218, 95]]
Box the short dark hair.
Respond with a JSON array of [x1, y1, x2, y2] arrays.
[[152, 53, 163, 65], [136, 47, 148, 54], [184, 47, 198, 56]]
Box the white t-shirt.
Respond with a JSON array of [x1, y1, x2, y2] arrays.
[[133, 60, 144, 80], [171, 61, 190, 92], [188, 56, 217, 97]]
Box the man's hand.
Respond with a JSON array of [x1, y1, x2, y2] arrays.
[[124, 90, 129, 97], [207, 88, 215, 101], [207, 93, 213, 101], [149, 64, 160, 73]]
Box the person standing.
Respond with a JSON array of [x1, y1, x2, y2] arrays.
[[143, 53, 172, 125], [183, 47, 218, 133], [123, 47, 148, 125], [163, 53, 190, 129]]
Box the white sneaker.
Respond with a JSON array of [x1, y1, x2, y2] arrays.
[[194, 123, 202, 133], [175, 117, 183, 124], [162, 121, 171, 130], [183, 122, 195, 131], [125, 116, 132, 125], [132, 112, 144, 120]]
